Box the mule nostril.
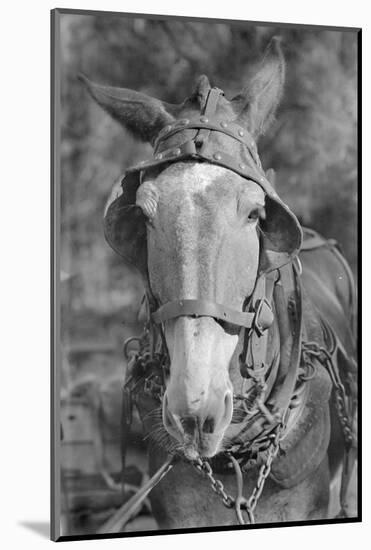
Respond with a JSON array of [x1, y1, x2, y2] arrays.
[[181, 416, 197, 435], [202, 416, 215, 434]]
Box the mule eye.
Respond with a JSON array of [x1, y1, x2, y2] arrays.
[[247, 208, 263, 222]]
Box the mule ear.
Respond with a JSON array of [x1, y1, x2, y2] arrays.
[[79, 74, 179, 144], [231, 37, 285, 138]]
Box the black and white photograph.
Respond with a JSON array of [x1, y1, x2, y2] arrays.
[[51, 8, 359, 541]]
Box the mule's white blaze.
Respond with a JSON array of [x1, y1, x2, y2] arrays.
[[142, 162, 264, 457]]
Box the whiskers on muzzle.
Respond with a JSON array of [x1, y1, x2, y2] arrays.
[[142, 406, 182, 455], [142, 403, 243, 459]]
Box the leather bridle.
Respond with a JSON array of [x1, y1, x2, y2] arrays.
[[130, 86, 303, 438], [143, 87, 275, 342], [127, 87, 305, 464]]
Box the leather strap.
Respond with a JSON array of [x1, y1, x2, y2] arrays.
[[239, 271, 277, 379], [203, 87, 225, 116], [154, 117, 256, 151], [149, 139, 265, 187], [185, 88, 224, 159], [151, 298, 274, 331], [133, 87, 273, 192], [300, 227, 337, 251], [270, 262, 303, 415], [229, 262, 304, 461]]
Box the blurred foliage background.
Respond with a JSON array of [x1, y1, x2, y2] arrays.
[[58, 12, 358, 535], [59, 12, 358, 357]]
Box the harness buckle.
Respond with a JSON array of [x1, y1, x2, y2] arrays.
[[253, 298, 274, 336]]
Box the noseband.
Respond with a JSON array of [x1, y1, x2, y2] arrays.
[[152, 298, 274, 332]]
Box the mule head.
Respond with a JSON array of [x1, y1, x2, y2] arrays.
[[82, 38, 298, 459], [140, 165, 266, 459]]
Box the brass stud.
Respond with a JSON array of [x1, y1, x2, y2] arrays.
[[174, 148, 181, 156], [200, 116, 209, 123], [238, 129, 244, 137], [220, 121, 228, 128], [239, 163, 246, 170], [214, 153, 222, 161]]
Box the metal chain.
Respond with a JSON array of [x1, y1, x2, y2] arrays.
[[302, 342, 355, 447], [193, 458, 235, 508], [242, 426, 281, 519], [193, 423, 283, 525], [302, 340, 357, 518]]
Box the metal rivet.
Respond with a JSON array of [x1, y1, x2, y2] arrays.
[[239, 163, 246, 170], [260, 177, 264, 182], [220, 121, 228, 128], [155, 153, 163, 160], [200, 116, 209, 123], [214, 153, 222, 161], [238, 129, 244, 137], [174, 148, 181, 156]]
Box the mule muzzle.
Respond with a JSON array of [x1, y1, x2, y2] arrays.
[[162, 391, 233, 458]]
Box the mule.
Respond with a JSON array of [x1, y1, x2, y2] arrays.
[[82, 37, 357, 528]]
